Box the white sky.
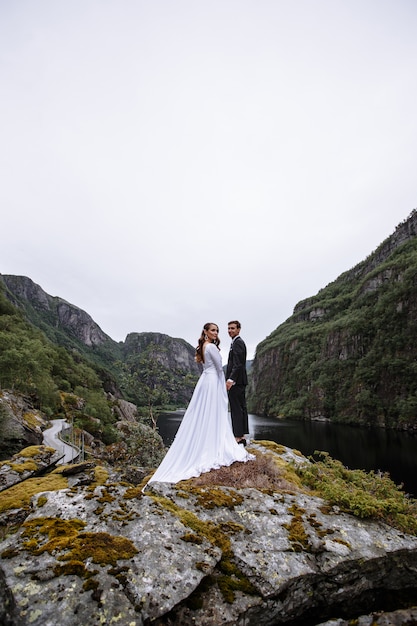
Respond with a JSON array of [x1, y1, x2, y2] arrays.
[[1, 1, 416, 360]]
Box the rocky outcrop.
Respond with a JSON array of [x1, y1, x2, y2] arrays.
[[123, 331, 201, 376], [0, 274, 51, 310], [0, 274, 111, 347], [318, 607, 417, 626], [292, 209, 417, 320], [0, 565, 17, 626], [53, 300, 110, 347], [0, 445, 63, 492], [0, 443, 416, 625], [109, 395, 139, 423], [0, 392, 45, 461]]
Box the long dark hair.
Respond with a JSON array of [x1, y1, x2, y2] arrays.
[[195, 322, 220, 363]]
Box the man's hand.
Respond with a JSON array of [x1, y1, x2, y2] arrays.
[[226, 379, 235, 391]]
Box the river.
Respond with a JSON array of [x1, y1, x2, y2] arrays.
[[157, 412, 417, 497]]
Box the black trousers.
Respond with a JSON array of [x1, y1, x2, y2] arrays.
[[228, 384, 249, 437]]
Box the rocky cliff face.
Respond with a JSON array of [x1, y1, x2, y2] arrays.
[[0, 274, 111, 347], [124, 331, 201, 376], [0, 274, 199, 408], [0, 443, 416, 626], [0, 274, 200, 370], [0, 392, 46, 461], [292, 210, 417, 321], [249, 210, 417, 426]]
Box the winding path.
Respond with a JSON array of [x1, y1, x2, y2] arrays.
[[42, 419, 79, 464]]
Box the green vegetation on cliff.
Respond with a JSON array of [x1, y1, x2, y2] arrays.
[[249, 210, 417, 428], [0, 282, 197, 460], [0, 290, 100, 410], [0, 287, 120, 444]]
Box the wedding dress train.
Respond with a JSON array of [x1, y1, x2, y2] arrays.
[[146, 343, 254, 486]]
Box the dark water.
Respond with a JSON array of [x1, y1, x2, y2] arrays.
[[157, 412, 417, 497]]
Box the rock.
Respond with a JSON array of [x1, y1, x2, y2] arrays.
[[0, 445, 62, 492], [110, 395, 138, 422], [123, 331, 200, 375], [0, 443, 416, 625], [318, 607, 417, 626], [0, 392, 45, 460], [0, 565, 20, 626]]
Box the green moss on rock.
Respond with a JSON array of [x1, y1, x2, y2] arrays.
[[283, 503, 311, 552], [0, 474, 68, 514], [178, 484, 244, 510], [22, 517, 138, 566]]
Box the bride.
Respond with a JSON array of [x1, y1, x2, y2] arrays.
[[145, 322, 254, 486]]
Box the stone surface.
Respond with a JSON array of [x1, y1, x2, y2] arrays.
[[0, 446, 62, 492], [0, 392, 46, 462], [318, 607, 417, 626], [0, 443, 416, 625]]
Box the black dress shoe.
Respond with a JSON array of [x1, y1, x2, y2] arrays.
[[238, 438, 247, 446]]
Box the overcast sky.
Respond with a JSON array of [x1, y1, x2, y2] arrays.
[[1, 1, 416, 360]]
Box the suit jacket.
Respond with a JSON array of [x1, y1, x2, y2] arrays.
[[226, 336, 248, 386]]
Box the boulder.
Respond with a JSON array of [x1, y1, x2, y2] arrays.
[[0, 443, 416, 625]]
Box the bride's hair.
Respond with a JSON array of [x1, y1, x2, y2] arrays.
[[195, 322, 220, 363]]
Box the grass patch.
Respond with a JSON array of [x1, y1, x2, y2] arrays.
[[296, 451, 417, 535], [19, 446, 56, 459], [181, 450, 300, 493], [9, 461, 38, 474]]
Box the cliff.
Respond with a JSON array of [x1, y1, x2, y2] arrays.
[[249, 209, 417, 428], [124, 331, 200, 374], [0, 274, 200, 410], [0, 274, 112, 349], [1, 443, 416, 625]]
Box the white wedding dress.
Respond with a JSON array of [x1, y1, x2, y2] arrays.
[[146, 343, 254, 486]]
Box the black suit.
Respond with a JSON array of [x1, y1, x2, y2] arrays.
[[226, 335, 249, 437]]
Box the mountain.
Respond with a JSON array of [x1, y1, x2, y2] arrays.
[[0, 275, 200, 458], [0, 274, 113, 348], [0, 273, 200, 388], [248, 209, 417, 429], [4, 208, 417, 437], [0, 274, 122, 379]]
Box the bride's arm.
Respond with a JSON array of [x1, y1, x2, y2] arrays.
[[208, 344, 225, 377]]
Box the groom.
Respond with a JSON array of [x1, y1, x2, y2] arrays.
[[226, 320, 249, 445]]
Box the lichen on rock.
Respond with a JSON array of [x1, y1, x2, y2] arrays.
[[0, 441, 416, 625]]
